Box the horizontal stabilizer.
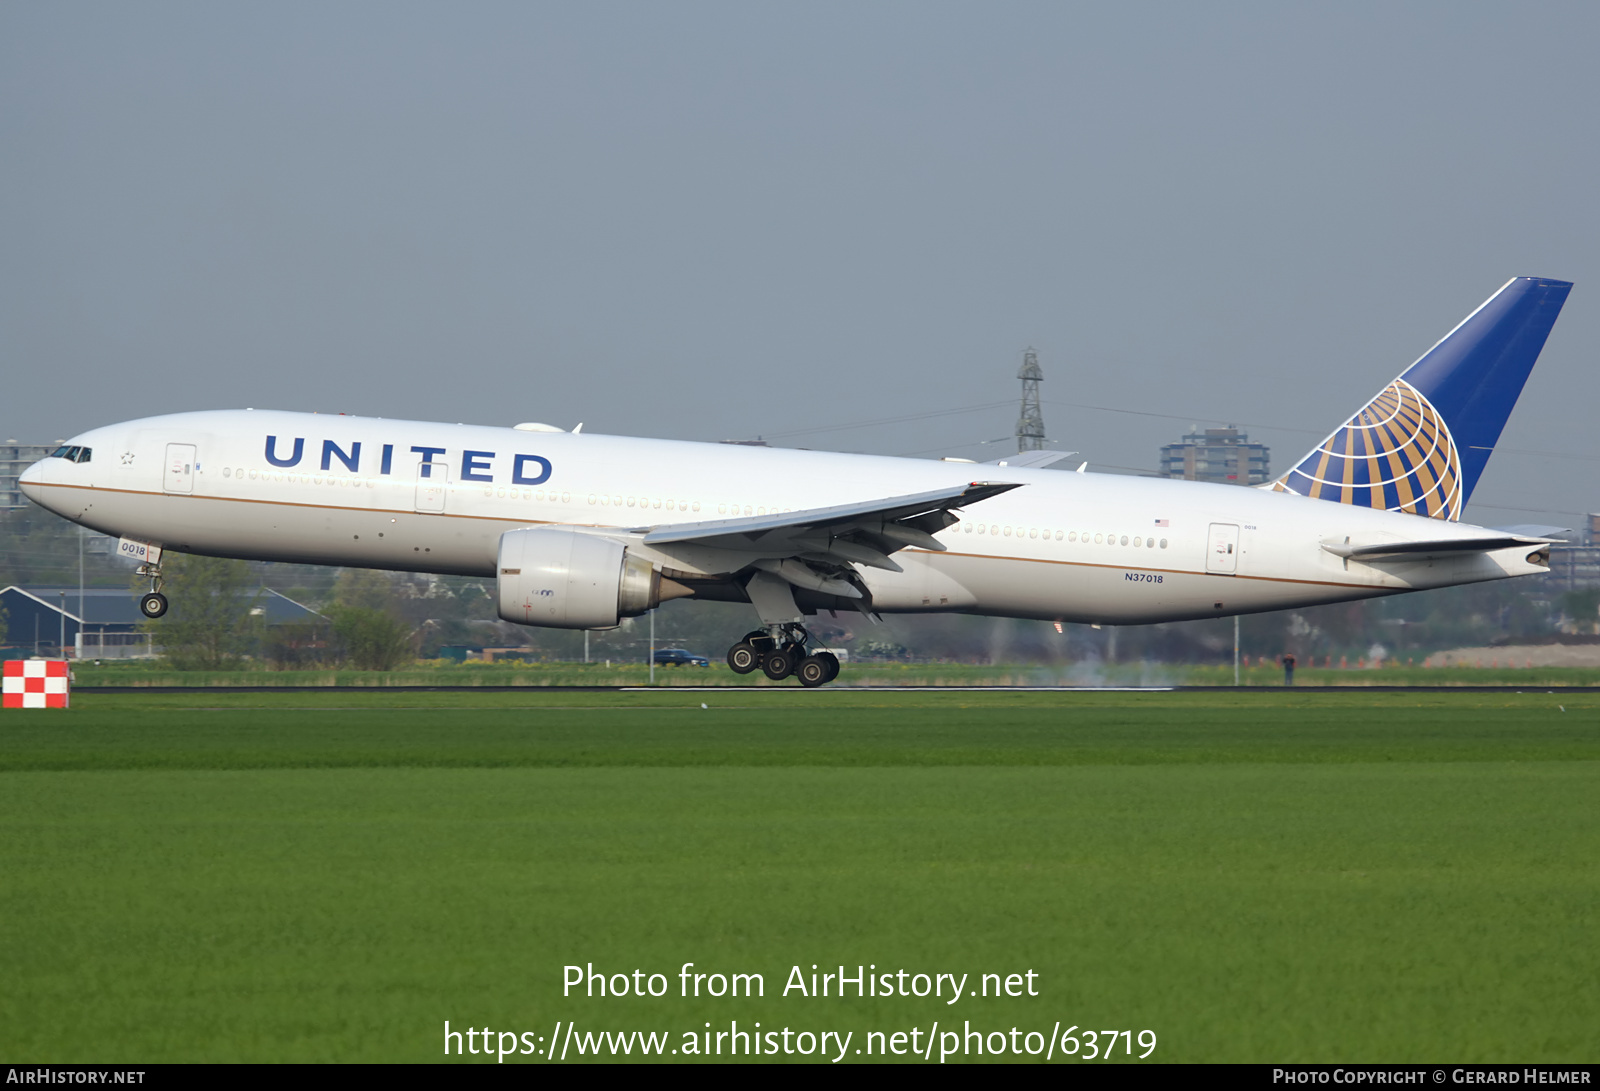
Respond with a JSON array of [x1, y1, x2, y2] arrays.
[[1321, 533, 1554, 561]]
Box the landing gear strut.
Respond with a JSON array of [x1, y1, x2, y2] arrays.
[[137, 562, 168, 619], [724, 625, 842, 687]]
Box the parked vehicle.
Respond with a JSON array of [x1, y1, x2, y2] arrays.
[[653, 648, 710, 667]]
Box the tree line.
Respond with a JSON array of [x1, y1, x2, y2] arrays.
[[152, 556, 416, 670]]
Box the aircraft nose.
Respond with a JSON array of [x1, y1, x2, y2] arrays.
[[18, 459, 50, 503]]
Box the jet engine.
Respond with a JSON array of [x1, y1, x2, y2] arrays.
[[496, 527, 686, 629]]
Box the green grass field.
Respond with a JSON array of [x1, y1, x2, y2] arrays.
[[2, 690, 1596, 1063]]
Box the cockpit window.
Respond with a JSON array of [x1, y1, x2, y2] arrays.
[[50, 445, 91, 464]]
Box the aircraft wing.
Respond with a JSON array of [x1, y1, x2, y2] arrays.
[[644, 480, 1019, 550], [640, 480, 1022, 577], [982, 450, 1076, 469]]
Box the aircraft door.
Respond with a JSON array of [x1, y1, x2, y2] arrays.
[[164, 444, 196, 494], [1206, 523, 1239, 574], [415, 462, 449, 513]]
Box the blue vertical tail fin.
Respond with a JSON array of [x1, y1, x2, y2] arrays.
[[1269, 276, 1572, 519]]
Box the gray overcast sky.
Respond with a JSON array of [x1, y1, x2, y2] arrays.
[[3, 2, 1596, 529]]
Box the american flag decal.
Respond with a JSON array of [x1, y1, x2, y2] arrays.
[[3, 660, 71, 709], [1154, 519, 1169, 527]]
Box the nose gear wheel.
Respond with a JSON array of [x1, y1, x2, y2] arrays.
[[136, 560, 168, 618]]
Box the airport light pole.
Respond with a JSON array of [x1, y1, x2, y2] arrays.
[[78, 527, 85, 659]]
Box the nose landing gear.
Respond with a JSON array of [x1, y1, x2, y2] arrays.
[[724, 625, 842, 686], [136, 562, 168, 618]]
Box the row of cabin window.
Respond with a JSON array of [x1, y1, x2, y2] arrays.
[[962, 522, 1168, 549], [481, 487, 574, 502], [221, 470, 720, 515], [586, 494, 701, 511], [211, 472, 843, 524], [482, 489, 802, 518], [225, 467, 376, 488], [222, 473, 1173, 547], [199, 473, 1180, 551], [221, 467, 582, 503]]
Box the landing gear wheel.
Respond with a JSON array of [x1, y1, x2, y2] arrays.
[[139, 592, 169, 619], [815, 651, 840, 683], [796, 655, 831, 687], [762, 646, 797, 681], [727, 642, 761, 675]]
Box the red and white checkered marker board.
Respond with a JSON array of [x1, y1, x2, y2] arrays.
[[3, 660, 71, 709]]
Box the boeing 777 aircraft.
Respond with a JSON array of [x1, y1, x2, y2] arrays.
[[19, 277, 1572, 685]]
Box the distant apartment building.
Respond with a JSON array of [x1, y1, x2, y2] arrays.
[[0, 442, 54, 510], [1549, 512, 1600, 590], [1159, 426, 1270, 485]]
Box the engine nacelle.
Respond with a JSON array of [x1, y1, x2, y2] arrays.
[[496, 527, 667, 629]]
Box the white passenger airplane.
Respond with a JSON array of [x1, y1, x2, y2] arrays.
[[19, 277, 1572, 685]]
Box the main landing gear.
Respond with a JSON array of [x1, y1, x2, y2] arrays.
[[726, 625, 841, 687], [137, 561, 168, 619]]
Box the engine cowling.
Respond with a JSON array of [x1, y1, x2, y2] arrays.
[[496, 527, 668, 629]]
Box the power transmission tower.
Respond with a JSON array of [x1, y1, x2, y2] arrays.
[[1015, 348, 1045, 453]]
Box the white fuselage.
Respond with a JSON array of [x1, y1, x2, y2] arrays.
[[20, 409, 1546, 625]]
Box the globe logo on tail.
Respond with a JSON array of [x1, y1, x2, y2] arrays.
[[1270, 379, 1463, 520]]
